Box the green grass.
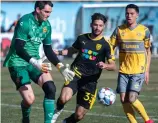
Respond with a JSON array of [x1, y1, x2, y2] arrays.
[[1, 58, 158, 123]]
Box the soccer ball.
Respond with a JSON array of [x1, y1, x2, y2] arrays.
[[97, 87, 116, 106]]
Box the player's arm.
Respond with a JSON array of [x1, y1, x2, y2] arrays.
[[144, 28, 151, 85], [54, 47, 78, 56], [14, 18, 31, 62], [15, 39, 31, 62], [43, 24, 75, 81], [96, 41, 116, 71], [54, 36, 80, 56], [109, 27, 119, 50], [43, 44, 75, 81], [43, 44, 60, 66], [14, 18, 51, 72]]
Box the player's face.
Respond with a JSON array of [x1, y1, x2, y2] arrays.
[[91, 20, 105, 37], [126, 8, 138, 25], [37, 4, 52, 22]]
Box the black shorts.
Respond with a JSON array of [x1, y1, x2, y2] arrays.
[[63, 75, 97, 109]]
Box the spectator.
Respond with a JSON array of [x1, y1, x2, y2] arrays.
[[8, 14, 21, 32]]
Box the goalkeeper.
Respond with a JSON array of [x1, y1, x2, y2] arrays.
[[3, 1, 74, 123]]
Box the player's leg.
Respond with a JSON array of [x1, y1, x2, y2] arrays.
[[63, 106, 88, 123], [52, 76, 79, 123], [52, 87, 73, 122], [117, 73, 137, 123], [19, 85, 35, 123], [63, 82, 97, 123], [29, 64, 56, 123], [121, 93, 137, 123], [8, 66, 34, 123], [129, 74, 154, 123]]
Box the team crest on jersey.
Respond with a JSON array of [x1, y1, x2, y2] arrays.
[[121, 32, 125, 36], [43, 27, 47, 33], [137, 33, 141, 37], [96, 44, 102, 50]]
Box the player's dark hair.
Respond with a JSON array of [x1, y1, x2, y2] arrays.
[[91, 13, 107, 24], [126, 4, 139, 13], [34, 1, 53, 10]]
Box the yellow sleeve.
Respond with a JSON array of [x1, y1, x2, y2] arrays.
[[109, 28, 118, 47], [144, 28, 151, 48]]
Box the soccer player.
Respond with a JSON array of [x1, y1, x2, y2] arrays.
[[51, 13, 116, 123], [109, 4, 154, 123], [3, 1, 74, 123]]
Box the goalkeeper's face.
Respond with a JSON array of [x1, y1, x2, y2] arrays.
[[91, 20, 105, 37], [36, 4, 52, 22]]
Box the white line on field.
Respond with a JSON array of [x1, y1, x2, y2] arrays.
[[1, 103, 158, 121]]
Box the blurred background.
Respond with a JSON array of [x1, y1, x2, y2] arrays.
[[1, 1, 158, 61]]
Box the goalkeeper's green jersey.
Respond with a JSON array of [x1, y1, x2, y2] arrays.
[[3, 12, 52, 67]]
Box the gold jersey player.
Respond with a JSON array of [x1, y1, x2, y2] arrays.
[[51, 13, 116, 123], [110, 4, 154, 123]]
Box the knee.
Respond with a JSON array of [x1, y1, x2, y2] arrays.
[[129, 96, 137, 103], [24, 95, 35, 106], [129, 93, 138, 103], [75, 110, 85, 120], [42, 81, 56, 100], [60, 94, 72, 104]]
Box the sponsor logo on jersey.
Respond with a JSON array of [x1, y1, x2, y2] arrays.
[[96, 44, 102, 50], [81, 48, 98, 60]]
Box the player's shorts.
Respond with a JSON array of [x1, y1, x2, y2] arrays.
[[8, 64, 42, 90], [64, 75, 97, 110], [116, 72, 145, 93]]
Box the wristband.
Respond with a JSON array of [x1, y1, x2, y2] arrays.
[[58, 50, 63, 55]]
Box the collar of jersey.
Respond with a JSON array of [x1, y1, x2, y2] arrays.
[[126, 23, 139, 31], [88, 33, 103, 41], [31, 12, 41, 26]]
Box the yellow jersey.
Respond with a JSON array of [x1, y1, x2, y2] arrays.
[[110, 24, 151, 74]]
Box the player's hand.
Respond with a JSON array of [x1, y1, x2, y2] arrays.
[[96, 62, 108, 69], [57, 63, 75, 82], [145, 71, 149, 85], [29, 58, 52, 73]]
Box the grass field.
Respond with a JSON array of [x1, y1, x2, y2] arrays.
[[1, 58, 158, 123]]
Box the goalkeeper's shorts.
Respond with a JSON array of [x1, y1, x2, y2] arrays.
[[8, 65, 42, 90]]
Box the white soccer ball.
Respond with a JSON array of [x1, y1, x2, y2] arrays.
[[97, 87, 116, 106]]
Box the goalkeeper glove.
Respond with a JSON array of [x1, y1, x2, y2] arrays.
[[57, 63, 75, 82], [29, 58, 52, 73]]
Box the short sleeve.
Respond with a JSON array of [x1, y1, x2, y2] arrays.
[[105, 41, 115, 62], [15, 19, 29, 41], [72, 36, 81, 50], [42, 24, 52, 45], [144, 28, 151, 48], [109, 28, 118, 47]]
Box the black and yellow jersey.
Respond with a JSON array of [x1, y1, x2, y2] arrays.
[[110, 24, 151, 74], [71, 33, 115, 81]]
